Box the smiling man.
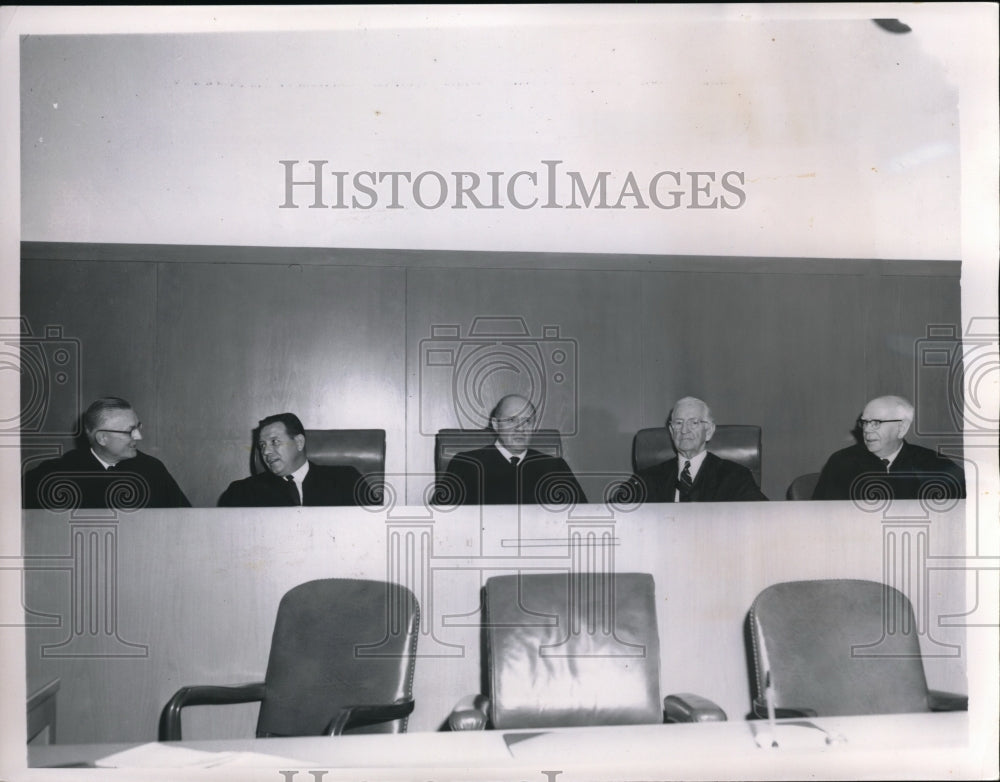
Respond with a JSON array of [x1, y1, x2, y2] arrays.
[[218, 412, 370, 507], [23, 396, 190, 509], [620, 396, 766, 503], [439, 394, 587, 505], [812, 395, 966, 500]]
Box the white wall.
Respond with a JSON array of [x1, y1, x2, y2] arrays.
[[17, 10, 962, 260]]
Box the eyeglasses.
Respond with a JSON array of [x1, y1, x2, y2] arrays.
[[494, 415, 536, 430], [668, 419, 708, 431], [857, 418, 903, 430], [99, 423, 142, 436]]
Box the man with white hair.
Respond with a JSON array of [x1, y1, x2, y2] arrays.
[[621, 396, 766, 503], [812, 395, 965, 500]]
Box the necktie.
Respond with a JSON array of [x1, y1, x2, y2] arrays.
[[881, 458, 890, 473], [509, 456, 520, 467], [285, 475, 301, 505], [678, 460, 694, 502]]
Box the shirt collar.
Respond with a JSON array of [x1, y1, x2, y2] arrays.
[[289, 460, 310, 485], [494, 441, 527, 462], [881, 443, 904, 468], [677, 448, 710, 478], [91, 448, 115, 470]]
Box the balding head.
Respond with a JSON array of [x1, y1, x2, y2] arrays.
[[667, 396, 716, 459], [490, 394, 537, 454]]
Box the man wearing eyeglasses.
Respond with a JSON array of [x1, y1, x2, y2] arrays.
[[438, 394, 587, 505], [812, 395, 965, 500], [619, 396, 766, 503], [23, 396, 190, 509], [218, 412, 372, 506]]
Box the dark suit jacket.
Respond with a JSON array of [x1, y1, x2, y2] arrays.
[[23, 448, 191, 509], [812, 441, 966, 500], [619, 452, 767, 503], [218, 461, 376, 507], [439, 446, 587, 505]]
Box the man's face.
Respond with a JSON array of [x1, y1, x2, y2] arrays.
[[93, 407, 143, 464], [492, 398, 537, 453], [258, 422, 306, 477], [668, 400, 715, 460], [859, 399, 907, 458]]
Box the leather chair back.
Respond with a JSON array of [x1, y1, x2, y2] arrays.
[[435, 428, 563, 478], [252, 429, 386, 486], [484, 572, 662, 729], [786, 472, 820, 500], [257, 578, 419, 736], [748, 579, 930, 717], [633, 425, 762, 487]]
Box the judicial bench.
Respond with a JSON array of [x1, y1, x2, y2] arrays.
[[18, 498, 977, 777]]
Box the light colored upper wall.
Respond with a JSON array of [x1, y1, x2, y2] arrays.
[[19, 11, 960, 259]]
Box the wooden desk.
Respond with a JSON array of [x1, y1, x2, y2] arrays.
[[27, 712, 979, 781]]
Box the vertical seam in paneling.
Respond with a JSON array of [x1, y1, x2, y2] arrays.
[[154, 261, 161, 452], [638, 269, 645, 424], [403, 265, 409, 492]]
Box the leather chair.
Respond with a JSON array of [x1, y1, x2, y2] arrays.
[[785, 472, 820, 500], [435, 428, 563, 479], [748, 579, 968, 718], [448, 572, 726, 730], [632, 425, 762, 487], [159, 578, 419, 740]]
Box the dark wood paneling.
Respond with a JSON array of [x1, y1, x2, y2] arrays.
[[20, 244, 963, 505], [639, 271, 869, 500], [405, 268, 644, 503], [155, 263, 406, 507], [22, 241, 962, 275], [18, 260, 158, 459]]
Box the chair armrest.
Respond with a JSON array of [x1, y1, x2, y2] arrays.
[[158, 682, 267, 741], [325, 698, 415, 735], [928, 689, 968, 711], [447, 694, 491, 731], [663, 693, 727, 723], [751, 697, 817, 720]]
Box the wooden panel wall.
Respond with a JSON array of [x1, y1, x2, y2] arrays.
[[20, 244, 964, 504], [23, 501, 968, 743]]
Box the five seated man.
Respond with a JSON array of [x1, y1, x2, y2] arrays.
[[23, 393, 965, 508]]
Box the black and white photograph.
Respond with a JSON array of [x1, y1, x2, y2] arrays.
[[1, 5, 998, 781]]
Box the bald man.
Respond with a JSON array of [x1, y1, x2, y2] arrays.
[[439, 395, 587, 505], [812, 395, 965, 500], [619, 396, 766, 503]]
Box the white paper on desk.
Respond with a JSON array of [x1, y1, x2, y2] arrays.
[[95, 742, 318, 768]]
